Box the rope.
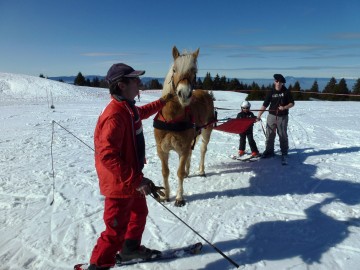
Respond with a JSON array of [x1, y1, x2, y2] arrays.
[[52, 120, 94, 151], [227, 89, 360, 98], [215, 107, 276, 112], [259, 119, 266, 137], [50, 120, 94, 205]]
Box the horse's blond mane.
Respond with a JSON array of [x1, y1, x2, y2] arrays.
[[162, 51, 198, 95]]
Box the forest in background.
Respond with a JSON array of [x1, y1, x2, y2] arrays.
[[40, 72, 360, 101]]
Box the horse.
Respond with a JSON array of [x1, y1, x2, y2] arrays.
[[153, 46, 215, 206]]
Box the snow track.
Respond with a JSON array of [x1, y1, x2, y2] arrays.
[[1, 73, 360, 269]]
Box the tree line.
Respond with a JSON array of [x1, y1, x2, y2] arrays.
[[40, 72, 360, 101]]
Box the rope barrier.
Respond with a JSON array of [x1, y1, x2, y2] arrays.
[[52, 120, 94, 151], [230, 89, 360, 97]]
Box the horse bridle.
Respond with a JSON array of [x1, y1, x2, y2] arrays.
[[169, 57, 197, 99]]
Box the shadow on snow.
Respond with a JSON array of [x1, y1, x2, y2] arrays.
[[188, 146, 360, 269]]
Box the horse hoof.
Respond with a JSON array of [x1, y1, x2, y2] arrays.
[[160, 197, 170, 203], [175, 199, 186, 207], [198, 172, 206, 177]]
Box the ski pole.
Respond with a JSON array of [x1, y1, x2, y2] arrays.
[[150, 195, 240, 268], [50, 121, 240, 268], [259, 119, 266, 137]]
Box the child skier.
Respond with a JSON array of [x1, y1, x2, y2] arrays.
[[236, 101, 259, 157]]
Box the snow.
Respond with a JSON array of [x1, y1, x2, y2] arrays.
[[1, 72, 360, 270]]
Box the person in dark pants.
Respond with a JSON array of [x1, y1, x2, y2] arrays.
[[236, 101, 259, 157], [257, 74, 295, 158]]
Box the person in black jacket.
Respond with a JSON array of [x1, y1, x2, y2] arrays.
[[257, 74, 295, 158], [237, 101, 259, 157]]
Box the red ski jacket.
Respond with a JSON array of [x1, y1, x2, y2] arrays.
[[94, 96, 165, 198]]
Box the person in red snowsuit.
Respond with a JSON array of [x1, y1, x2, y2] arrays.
[[88, 63, 171, 270]]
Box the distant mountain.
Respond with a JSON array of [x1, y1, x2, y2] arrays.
[[48, 75, 357, 91]]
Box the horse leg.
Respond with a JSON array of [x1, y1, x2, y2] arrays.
[[158, 150, 170, 202], [185, 149, 192, 177], [175, 152, 190, 207], [198, 128, 212, 176]]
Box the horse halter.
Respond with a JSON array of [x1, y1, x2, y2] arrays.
[[170, 69, 197, 99]]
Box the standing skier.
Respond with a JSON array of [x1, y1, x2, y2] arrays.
[[87, 63, 171, 270], [236, 101, 259, 157], [257, 74, 294, 158]]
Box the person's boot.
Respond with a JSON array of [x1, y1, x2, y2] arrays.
[[261, 150, 274, 158], [238, 150, 245, 157], [119, 239, 160, 261]]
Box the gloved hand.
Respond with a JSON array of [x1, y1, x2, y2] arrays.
[[136, 177, 152, 196], [160, 93, 174, 103], [149, 181, 165, 201], [137, 177, 165, 198]]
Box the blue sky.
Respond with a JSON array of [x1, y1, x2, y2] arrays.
[[1, 0, 359, 79]]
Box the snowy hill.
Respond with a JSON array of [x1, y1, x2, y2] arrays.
[[0, 72, 108, 105], [1, 72, 360, 270]]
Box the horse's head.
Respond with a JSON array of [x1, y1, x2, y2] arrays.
[[165, 46, 199, 107]]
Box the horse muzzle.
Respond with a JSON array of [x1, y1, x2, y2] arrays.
[[176, 84, 193, 106]]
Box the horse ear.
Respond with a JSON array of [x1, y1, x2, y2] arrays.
[[193, 48, 200, 59], [172, 46, 180, 59]]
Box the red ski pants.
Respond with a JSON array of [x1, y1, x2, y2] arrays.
[[90, 197, 148, 267]]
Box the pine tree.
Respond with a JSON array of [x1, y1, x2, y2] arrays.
[[148, 79, 163, 89], [322, 77, 337, 100], [227, 78, 241, 90], [202, 72, 213, 90], [310, 80, 319, 92], [351, 78, 360, 101], [213, 74, 221, 90], [195, 78, 203, 89], [291, 81, 305, 100], [74, 72, 86, 86], [92, 77, 100, 87], [219, 76, 227, 90], [352, 78, 360, 94], [247, 82, 263, 101], [307, 80, 319, 100], [335, 78, 349, 101]]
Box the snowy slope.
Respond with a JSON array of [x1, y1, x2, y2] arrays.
[[1, 72, 360, 270]]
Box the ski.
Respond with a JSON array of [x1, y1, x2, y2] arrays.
[[230, 154, 260, 162], [116, 242, 203, 267], [74, 242, 203, 269]]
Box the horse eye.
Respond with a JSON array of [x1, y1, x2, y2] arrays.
[[173, 68, 176, 73]]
